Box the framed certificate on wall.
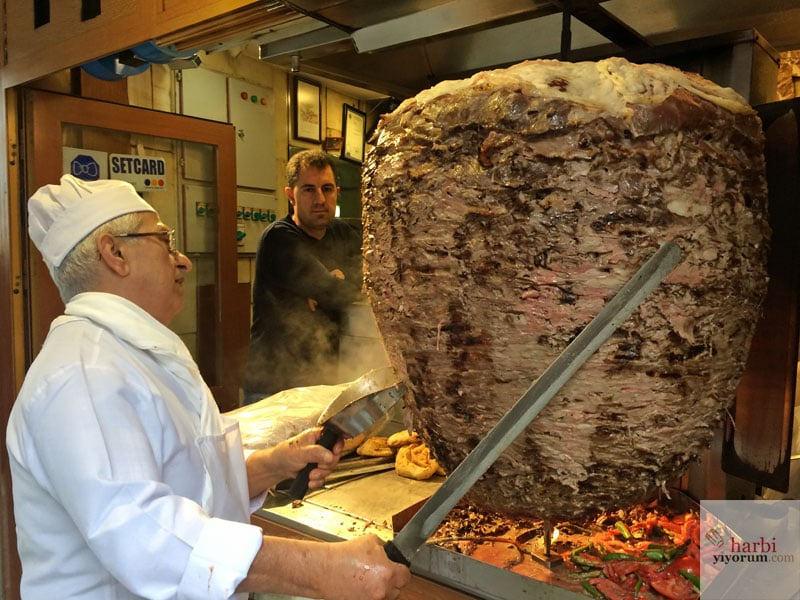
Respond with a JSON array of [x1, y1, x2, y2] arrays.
[[292, 77, 322, 143], [341, 104, 366, 163]]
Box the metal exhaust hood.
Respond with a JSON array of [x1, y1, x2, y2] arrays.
[[255, 0, 799, 99]]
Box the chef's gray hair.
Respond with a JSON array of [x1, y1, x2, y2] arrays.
[[53, 212, 145, 302]]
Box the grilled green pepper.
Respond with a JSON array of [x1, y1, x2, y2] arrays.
[[665, 542, 689, 560], [614, 521, 632, 540], [571, 545, 603, 569], [602, 552, 637, 561], [680, 569, 701, 590], [644, 549, 668, 562], [581, 580, 605, 599], [580, 570, 603, 579], [634, 575, 643, 596]]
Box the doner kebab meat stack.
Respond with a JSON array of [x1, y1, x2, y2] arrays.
[[362, 57, 770, 520]]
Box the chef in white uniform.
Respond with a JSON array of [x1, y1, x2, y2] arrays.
[[6, 175, 410, 600]]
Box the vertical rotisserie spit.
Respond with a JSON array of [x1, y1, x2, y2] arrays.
[[362, 58, 770, 520]]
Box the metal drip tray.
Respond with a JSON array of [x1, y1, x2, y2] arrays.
[[258, 471, 583, 600]]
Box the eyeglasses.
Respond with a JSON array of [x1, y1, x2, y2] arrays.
[[115, 229, 178, 254]]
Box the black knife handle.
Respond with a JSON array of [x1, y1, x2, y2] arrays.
[[384, 540, 411, 566], [286, 425, 340, 500]]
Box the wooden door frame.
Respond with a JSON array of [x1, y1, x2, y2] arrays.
[[25, 89, 240, 395], [1, 89, 239, 598], [0, 84, 21, 600]]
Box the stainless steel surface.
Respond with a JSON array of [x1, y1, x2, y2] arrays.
[[334, 455, 395, 470], [262, 493, 380, 542], [325, 386, 399, 437], [310, 469, 443, 527], [326, 456, 395, 484], [390, 241, 683, 563], [315, 366, 404, 441], [262, 469, 441, 542], [285, 369, 403, 499], [325, 462, 395, 484], [260, 25, 351, 58], [257, 470, 584, 600], [318, 365, 401, 423], [350, 0, 550, 53], [412, 545, 585, 600], [604, 0, 800, 50], [324, 391, 403, 444], [254, 0, 799, 97]]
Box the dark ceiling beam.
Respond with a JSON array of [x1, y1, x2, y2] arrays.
[[279, 0, 356, 33], [551, 0, 650, 50]]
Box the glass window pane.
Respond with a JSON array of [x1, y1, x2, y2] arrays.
[[60, 124, 219, 382]]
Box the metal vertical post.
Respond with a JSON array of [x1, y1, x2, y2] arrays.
[[560, 0, 572, 61]]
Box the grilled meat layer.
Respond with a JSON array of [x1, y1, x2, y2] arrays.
[[362, 58, 770, 519]]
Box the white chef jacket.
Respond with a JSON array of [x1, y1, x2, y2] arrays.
[[6, 292, 265, 599]]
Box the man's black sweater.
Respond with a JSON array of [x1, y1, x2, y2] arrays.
[[243, 215, 362, 397]]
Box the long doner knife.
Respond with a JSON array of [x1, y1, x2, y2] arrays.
[[385, 241, 683, 565]]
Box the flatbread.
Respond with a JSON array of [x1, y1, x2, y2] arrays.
[[386, 429, 420, 448], [395, 443, 440, 480], [356, 436, 393, 457], [342, 432, 366, 454]]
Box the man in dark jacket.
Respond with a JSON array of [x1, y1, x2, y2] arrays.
[[244, 150, 362, 402]]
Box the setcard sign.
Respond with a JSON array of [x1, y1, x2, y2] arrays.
[[109, 154, 167, 191]]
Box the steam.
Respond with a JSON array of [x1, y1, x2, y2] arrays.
[[242, 298, 393, 404], [338, 301, 392, 382]]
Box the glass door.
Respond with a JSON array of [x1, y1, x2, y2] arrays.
[[24, 89, 245, 411]]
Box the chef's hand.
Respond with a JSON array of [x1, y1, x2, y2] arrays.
[[327, 534, 412, 600], [237, 533, 411, 598], [247, 428, 342, 497], [277, 427, 343, 489]]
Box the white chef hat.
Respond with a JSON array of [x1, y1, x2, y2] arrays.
[[28, 175, 156, 274]]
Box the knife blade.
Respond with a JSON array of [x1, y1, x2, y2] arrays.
[[286, 367, 404, 499], [385, 241, 682, 565]]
